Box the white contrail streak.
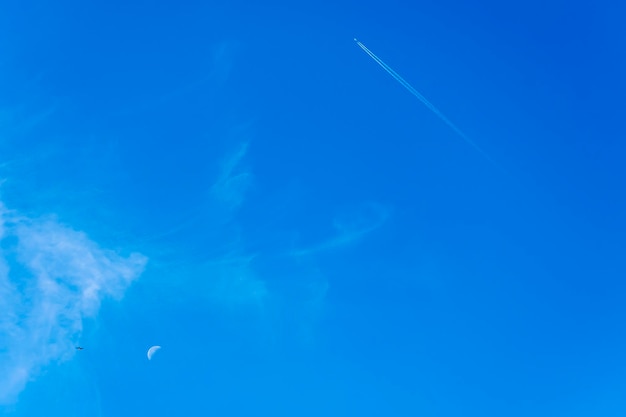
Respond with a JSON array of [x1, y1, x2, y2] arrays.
[[354, 38, 497, 166]]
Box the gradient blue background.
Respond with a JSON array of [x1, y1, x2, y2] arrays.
[[1, 0, 625, 415]]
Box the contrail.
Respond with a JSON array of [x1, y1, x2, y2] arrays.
[[354, 38, 497, 166]]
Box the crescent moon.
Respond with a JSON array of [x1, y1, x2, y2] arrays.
[[147, 345, 161, 360]]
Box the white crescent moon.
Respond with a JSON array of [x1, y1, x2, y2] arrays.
[[147, 345, 161, 360]]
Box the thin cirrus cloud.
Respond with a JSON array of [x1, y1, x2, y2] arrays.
[[203, 142, 268, 309], [0, 203, 147, 405], [143, 141, 267, 311], [200, 254, 268, 311], [210, 141, 252, 211], [290, 202, 391, 257]]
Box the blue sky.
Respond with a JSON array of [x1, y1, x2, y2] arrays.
[[1, 0, 625, 415]]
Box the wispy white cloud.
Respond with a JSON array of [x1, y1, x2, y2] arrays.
[[201, 254, 268, 311], [210, 141, 252, 210], [291, 202, 391, 257], [200, 143, 267, 310], [0, 203, 147, 405]]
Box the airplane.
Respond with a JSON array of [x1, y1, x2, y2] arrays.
[[76, 347, 84, 350]]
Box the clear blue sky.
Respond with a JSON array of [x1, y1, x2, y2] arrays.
[[1, 0, 625, 415]]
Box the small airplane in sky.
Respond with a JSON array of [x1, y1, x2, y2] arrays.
[[75, 347, 84, 350]]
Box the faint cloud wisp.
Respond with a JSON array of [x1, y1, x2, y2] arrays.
[[201, 254, 268, 311], [210, 141, 252, 211], [291, 202, 391, 257], [0, 203, 147, 405], [199, 142, 267, 311]]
